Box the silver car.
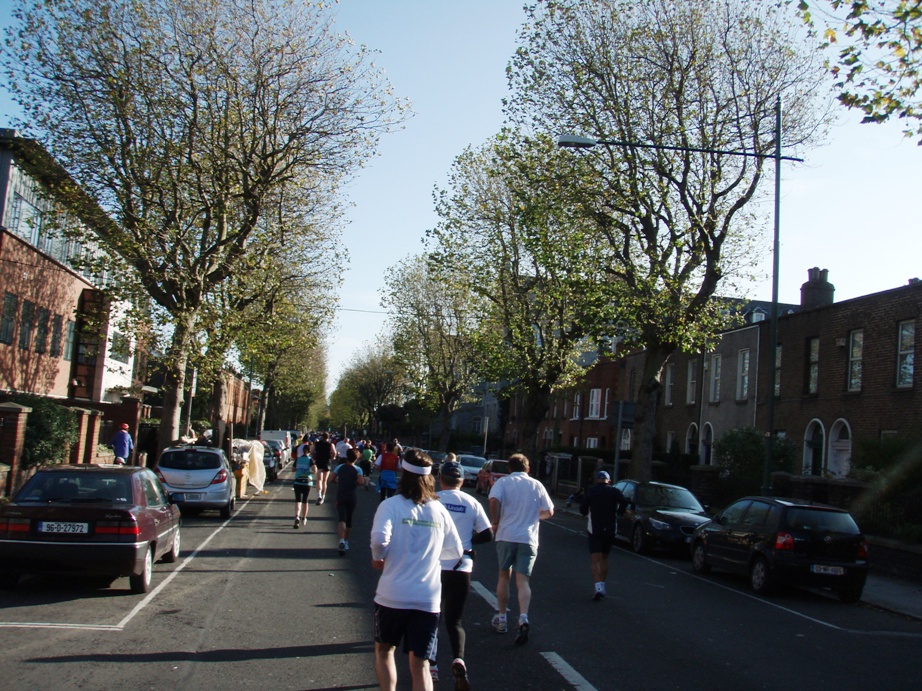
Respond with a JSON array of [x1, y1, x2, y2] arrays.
[[456, 454, 487, 486], [154, 445, 236, 518]]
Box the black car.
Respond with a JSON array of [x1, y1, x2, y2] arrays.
[[613, 480, 711, 554], [690, 496, 869, 602], [262, 440, 284, 481]]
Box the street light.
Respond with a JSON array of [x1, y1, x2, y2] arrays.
[[558, 97, 801, 496]]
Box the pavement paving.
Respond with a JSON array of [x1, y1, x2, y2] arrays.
[[549, 492, 922, 621]]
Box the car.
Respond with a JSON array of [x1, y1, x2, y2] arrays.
[[262, 439, 286, 481], [0, 464, 181, 594], [456, 454, 487, 486], [259, 430, 292, 463], [613, 480, 711, 554], [690, 496, 869, 602], [426, 450, 448, 476], [476, 459, 511, 494], [154, 445, 236, 518]]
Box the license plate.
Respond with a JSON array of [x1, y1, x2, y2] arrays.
[[183, 493, 203, 501], [811, 564, 845, 576], [39, 522, 88, 534]]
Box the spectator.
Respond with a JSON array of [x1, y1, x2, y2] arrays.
[[109, 423, 134, 465]]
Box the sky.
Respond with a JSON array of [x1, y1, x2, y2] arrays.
[[1, 1, 920, 399]]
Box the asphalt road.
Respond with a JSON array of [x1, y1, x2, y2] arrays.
[[1, 468, 921, 690]]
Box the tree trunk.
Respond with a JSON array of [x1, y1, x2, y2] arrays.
[[518, 387, 551, 465], [210, 371, 228, 450], [158, 314, 196, 453], [630, 347, 671, 482]]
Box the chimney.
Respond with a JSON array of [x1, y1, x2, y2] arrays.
[[800, 267, 835, 309]]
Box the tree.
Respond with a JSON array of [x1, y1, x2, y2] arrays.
[[797, 0, 922, 140], [330, 340, 404, 438], [505, 0, 832, 479], [4, 0, 407, 452], [429, 132, 614, 460], [380, 254, 482, 452]]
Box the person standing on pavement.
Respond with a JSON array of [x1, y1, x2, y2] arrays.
[[292, 449, 317, 529], [109, 423, 134, 465], [312, 432, 335, 505], [332, 447, 365, 555], [579, 470, 627, 600], [371, 449, 463, 691], [430, 460, 492, 690], [488, 453, 554, 645]]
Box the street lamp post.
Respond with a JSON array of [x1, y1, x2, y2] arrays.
[[558, 97, 800, 496]]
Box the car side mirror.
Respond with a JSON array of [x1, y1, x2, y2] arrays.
[[712, 514, 724, 525]]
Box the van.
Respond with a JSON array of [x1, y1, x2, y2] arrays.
[[259, 430, 291, 463]]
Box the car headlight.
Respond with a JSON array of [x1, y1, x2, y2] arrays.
[[649, 518, 671, 531]]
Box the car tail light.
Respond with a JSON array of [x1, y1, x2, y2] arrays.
[[96, 519, 140, 539], [774, 532, 795, 550], [0, 517, 30, 536], [212, 468, 228, 485], [857, 538, 869, 559], [154, 468, 167, 484]]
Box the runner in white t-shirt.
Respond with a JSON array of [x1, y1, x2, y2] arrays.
[[371, 450, 463, 691], [488, 453, 554, 645]]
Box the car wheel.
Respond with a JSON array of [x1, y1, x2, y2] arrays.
[[220, 497, 233, 519], [749, 556, 773, 595], [691, 541, 711, 574], [162, 526, 181, 563], [130, 547, 153, 594], [0, 572, 20, 589], [838, 581, 864, 603], [631, 524, 646, 554]]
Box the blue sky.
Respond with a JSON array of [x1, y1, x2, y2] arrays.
[[2, 1, 920, 397]]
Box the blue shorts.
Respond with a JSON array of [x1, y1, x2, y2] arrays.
[[496, 541, 538, 577], [373, 604, 439, 660]]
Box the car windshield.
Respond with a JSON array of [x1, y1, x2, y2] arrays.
[[636, 485, 703, 512], [16, 473, 132, 503], [458, 456, 486, 469], [158, 450, 222, 471], [491, 461, 510, 474], [784, 507, 861, 534]]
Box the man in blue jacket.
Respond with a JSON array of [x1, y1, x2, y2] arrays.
[[110, 423, 134, 465]]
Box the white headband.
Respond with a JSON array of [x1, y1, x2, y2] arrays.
[[402, 459, 432, 475]]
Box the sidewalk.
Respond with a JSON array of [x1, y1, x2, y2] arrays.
[[551, 495, 922, 620]]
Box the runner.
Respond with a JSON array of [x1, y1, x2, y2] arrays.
[[292, 447, 317, 529], [375, 441, 401, 503], [332, 447, 365, 555], [312, 431, 335, 505]]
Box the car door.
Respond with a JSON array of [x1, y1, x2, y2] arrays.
[[614, 481, 636, 540], [142, 472, 177, 562], [706, 499, 752, 570]]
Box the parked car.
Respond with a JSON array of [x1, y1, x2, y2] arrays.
[[613, 480, 711, 554], [0, 464, 181, 594], [262, 439, 285, 481], [476, 459, 511, 494], [259, 430, 291, 463], [456, 454, 487, 486], [690, 496, 869, 602], [154, 445, 236, 518], [427, 450, 448, 476]]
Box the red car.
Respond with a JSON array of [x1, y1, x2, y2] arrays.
[[0, 464, 181, 594], [476, 459, 511, 495]]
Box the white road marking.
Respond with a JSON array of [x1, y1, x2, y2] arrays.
[[0, 496, 254, 631], [541, 652, 601, 691], [471, 580, 498, 610]]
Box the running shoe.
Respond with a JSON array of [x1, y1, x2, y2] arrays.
[[515, 618, 530, 645], [293, 517, 300, 529], [491, 614, 507, 634], [593, 590, 604, 601], [429, 664, 439, 682], [452, 659, 470, 691], [338, 540, 346, 556]]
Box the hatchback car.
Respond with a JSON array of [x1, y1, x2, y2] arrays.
[[456, 454, 487, 487], [690, 496, 869, 602], [0, 464, 181, 594], [476, 459, 511, 494], [155, 445, 236, 518], [613, 480, 711, 554]]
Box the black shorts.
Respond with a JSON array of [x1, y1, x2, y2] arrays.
[[336, 495, 357, 526], [588, 531, 615, 555], [294, 484, 312, 502], [373, 604, 439, 660], [314, 458, 330, 472]]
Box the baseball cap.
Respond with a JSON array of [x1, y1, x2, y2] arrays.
[[595, 470, 610, 480], [120, 423, 129, 430], [440, 461, 463, 480]]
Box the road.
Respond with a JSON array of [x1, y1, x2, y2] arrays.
[[1, 468, 920, 690]]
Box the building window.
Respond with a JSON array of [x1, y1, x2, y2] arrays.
[[0, 293, 17, 345], [18, 300, 35, 351], [588, 388, 601, 418], [34, 307, 50, 354], [847, 329, 863, 392], [63, 319, 76, 361], [774, 345, 782, 397], [50, 314, 63, 358], [585, 437, 598, 449], [665, 430, 676, 454], [686, 359, 697, 404], [553, 399, 558, 419], [708, 354, 721, 403], [897, 320, 915, 388], [806, 337, 819, 394], [603, 388, 610, 418], [620, 428, 632, 452], [736, 349, 749, 400], [110, 331, 130, 364], [571, 393, 581, 420], [664, 362, 674, 406], [473, 416, 482, 435]]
